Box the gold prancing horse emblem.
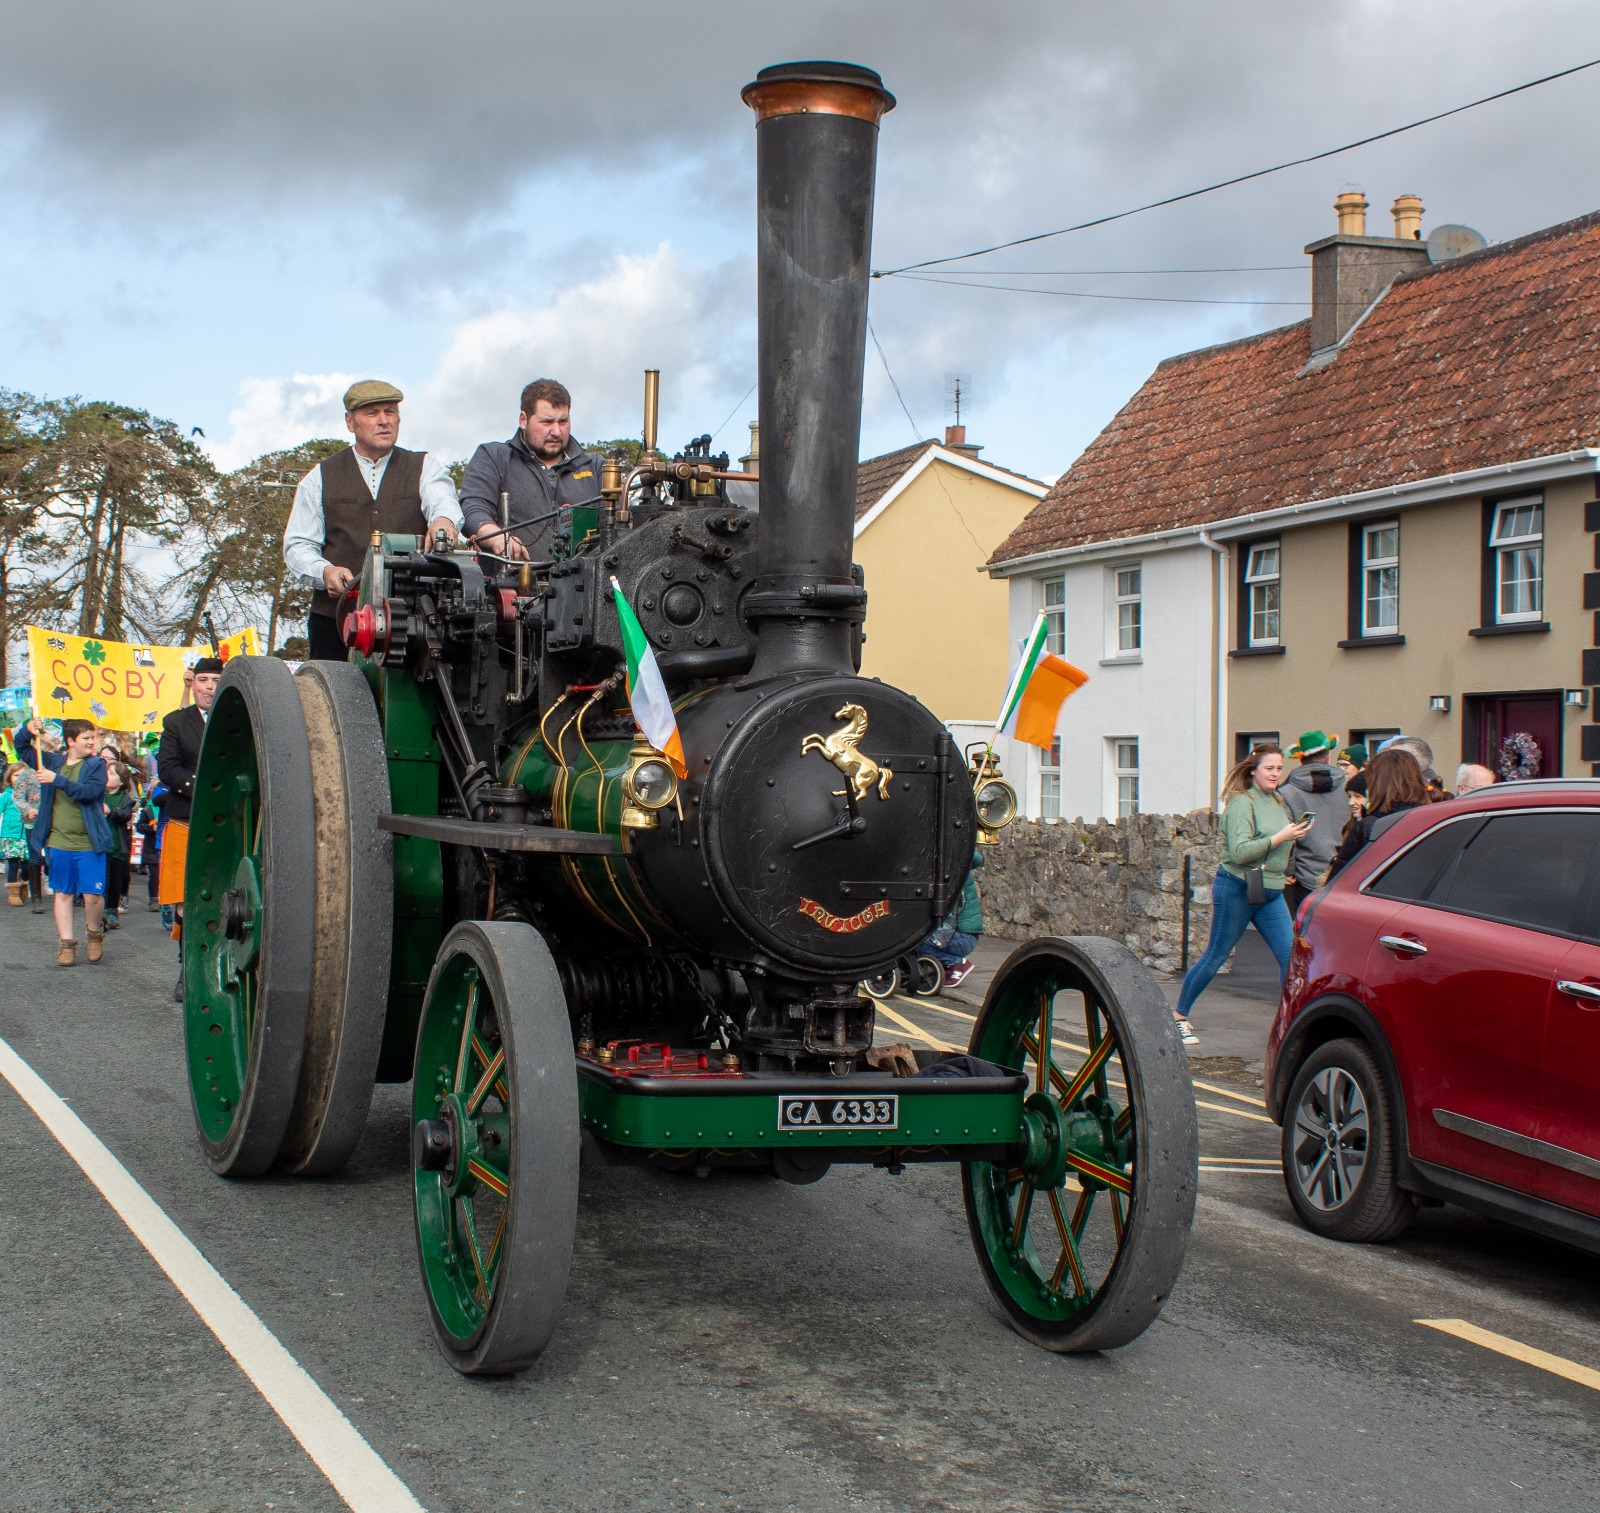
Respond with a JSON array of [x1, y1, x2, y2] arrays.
[[800, 702, 893, 802]]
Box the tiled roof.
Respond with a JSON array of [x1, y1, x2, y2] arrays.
[[856, 441, 1046, 520], [990, 209, 1600, 565]]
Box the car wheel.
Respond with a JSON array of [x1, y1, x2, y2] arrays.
[[1281, 1037, 1413, 1244]]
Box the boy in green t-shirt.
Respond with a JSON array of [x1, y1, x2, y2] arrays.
[[16, 717, 111, 966]]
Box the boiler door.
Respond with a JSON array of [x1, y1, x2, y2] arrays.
[[699, 677, 975, 975]]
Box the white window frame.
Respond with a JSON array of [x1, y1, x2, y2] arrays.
[[1109, 737, 1140, 820], [1361, 520, 1400, 635], [1108, 562, 1142, 657], [1235, 731, 1281, 763], [1042, 576, 1066, 656], [1489, 497, 1544, 624], [1244, 541, 1281, 648], [1039, 736, 1062, 822]]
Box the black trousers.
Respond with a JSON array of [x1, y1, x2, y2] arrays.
[[107, 854, 130, 907], [307, 612, 347, 662]]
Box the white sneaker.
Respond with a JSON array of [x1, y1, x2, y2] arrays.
[[1174, 1016, 1199, 1046]]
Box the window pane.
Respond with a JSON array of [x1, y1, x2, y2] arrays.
[[1364, 525, 1397, 562], [1491, 501, 1542, 543], [1116, 566, 1141, 597], [1251, 581, 1280, 643], [1498, 545, 1542, 618], [1117, 774, 1139, 819], [1045, 610, 1066, 655], [1043, 577, 1065, 608], [1114, 739, 1139, 768], [1040, 774, 1061, 821], [1437, 813, 1600, 935], [1118, 600, 1141, 651], [1366, 818, 1479, 901], [1247, 544, 1280, 580], [1364, 564, 1398, 631]]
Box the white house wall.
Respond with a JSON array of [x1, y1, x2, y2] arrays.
[[1006, 545, 1214, 821]]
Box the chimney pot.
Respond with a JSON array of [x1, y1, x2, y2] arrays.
[[1391, 193, 1424, 241], [1334, 190, 1368, 237]]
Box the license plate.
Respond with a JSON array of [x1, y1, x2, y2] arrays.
[[777, 1094, 899, 1131]]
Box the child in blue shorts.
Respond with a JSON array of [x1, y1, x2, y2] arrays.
[[16, 717, 112, 966]]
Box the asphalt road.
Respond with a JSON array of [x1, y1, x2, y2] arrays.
[[3, 902, 1599, 1513]]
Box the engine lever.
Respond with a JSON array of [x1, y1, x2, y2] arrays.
[[790, 811, 866, 852]]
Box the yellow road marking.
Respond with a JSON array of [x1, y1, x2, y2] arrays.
[[874, 1000, 955, 1051], [1416, 1319, 1600, 1393], [902, 996, 1268, 1109], [890, 998, 1272, 1125]]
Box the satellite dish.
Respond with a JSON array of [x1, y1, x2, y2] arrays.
[[1427, 224, 1488, 263]]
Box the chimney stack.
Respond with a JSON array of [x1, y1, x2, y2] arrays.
[[740, 420, 760, 473], [1305, 186, 1430, 353], [943, 423, 982, 459], [1334, 190, 1368, 237], [1391, 193, 1424, 240]]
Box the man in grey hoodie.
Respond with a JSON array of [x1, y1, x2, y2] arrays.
[[1280, 729, 1347, 917]]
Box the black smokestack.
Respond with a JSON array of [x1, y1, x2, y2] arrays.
[[741, 61, 894, 678]]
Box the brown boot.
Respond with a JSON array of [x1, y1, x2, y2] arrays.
[[58, 938, 78, 967], [5, 881, 24, 907], [86, 926, 105, 964]]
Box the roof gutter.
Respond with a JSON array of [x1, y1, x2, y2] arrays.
[[987, 448, 1600, 575]]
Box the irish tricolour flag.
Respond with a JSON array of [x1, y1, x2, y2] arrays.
[[611, 576, 687, 776], [994, 613, 1090, 749]]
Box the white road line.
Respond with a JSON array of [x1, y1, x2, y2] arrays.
[[875, 999, 955, 1051], [0, 1034, 426, 1513]]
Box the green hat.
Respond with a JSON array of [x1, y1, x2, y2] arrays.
[[1290, 729, 1337, 757], [1338, 743, 1368, 767], [343, 379, 404, 412]]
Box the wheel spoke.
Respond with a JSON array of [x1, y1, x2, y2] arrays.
[[1065, 1149, 1133, 1195], [467, 1045, 506, 1116], [467, 1155, 510, 1199], [1009, 1179, 1035, 1250], [453, 971, 480, 1095], [1047, 1189, 1088, 1295], [457, 1197, 490, 1303], [1054, 1034, 1116, 1112], [1035, 990, 1053, 1096], [1107, 1187, 1125, 1242], [484, 1210, 508, 1277]]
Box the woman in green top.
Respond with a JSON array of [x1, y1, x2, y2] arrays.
[[1171, 743, 1312, 1045]]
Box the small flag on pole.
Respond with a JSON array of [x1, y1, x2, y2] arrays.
[[611, 577, 687, 777], [994, 613, 1090, 749]]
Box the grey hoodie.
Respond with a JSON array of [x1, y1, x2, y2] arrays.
[[1280, 761, 1347, 888]]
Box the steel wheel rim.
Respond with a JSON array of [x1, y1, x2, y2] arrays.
[[414, 950, 513, 1346], [967, 969, 1136, 1324], [1290, 1066, 1369, 1211]]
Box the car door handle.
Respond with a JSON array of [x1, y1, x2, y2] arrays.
[[1378, 934, 1428, 957], [1556, 979, 1600, 1006]]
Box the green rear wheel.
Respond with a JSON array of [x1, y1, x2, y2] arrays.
[[412, 922, 580, 1375], [962, 936, 1197, 1351], [182, 657, 317, 1177], [276, 661, 394, 1177]]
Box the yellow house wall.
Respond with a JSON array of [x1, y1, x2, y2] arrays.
[[855, 460, 1037, 722], [1228, 475, 1590, 774]]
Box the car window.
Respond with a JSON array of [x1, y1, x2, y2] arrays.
[[1432, 811, 1600, 937], [1365, 817, 1480, 902]]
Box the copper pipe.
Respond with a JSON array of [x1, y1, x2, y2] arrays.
[[642, 369, 660, 453]]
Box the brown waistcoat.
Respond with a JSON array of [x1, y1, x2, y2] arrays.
[[311, 446, 427, 617]]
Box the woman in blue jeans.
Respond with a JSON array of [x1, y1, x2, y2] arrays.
[[1173, 743, 1311, 1045]]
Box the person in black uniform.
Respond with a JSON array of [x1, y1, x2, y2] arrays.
[[281, 380, 463, 660], [157, 655, 223, 1002]]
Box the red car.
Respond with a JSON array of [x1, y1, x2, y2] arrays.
[[1267, 780, 1600, 1251]]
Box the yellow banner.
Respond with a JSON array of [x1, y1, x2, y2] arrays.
[[25, 627, 261, 734]]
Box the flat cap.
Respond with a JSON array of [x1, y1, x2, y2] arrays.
[[343, 379, 404, 411]]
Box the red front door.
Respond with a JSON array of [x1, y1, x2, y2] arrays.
[[1475, 692, 1562, 779]]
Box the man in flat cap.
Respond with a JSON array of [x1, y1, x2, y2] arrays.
[[459, 378, 603, 562], [283, 380, 463, 660]]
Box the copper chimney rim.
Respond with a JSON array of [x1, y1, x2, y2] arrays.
[[742, 60, 895, 124]]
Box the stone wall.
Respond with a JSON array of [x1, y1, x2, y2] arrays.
[[976, 812, 1224, 975]]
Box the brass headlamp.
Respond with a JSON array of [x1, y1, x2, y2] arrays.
[[621, 737, 680, 829], [969, 747, 1017, 842]]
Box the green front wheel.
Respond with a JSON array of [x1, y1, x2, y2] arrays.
[[962, 937, 1197, 1351], [412, 921, 580, 1375]]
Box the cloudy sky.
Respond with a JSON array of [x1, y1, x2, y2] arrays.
[[4, 2, 1598, 482]]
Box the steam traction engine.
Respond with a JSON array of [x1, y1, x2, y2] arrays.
[[181, 61, 1197, 1375]]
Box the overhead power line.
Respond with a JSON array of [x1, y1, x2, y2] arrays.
[[894, 273, 1308, 307], [951, 265, 1303, 276], [874, 55, 1600, 278], [867, 319, 924, 443]]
